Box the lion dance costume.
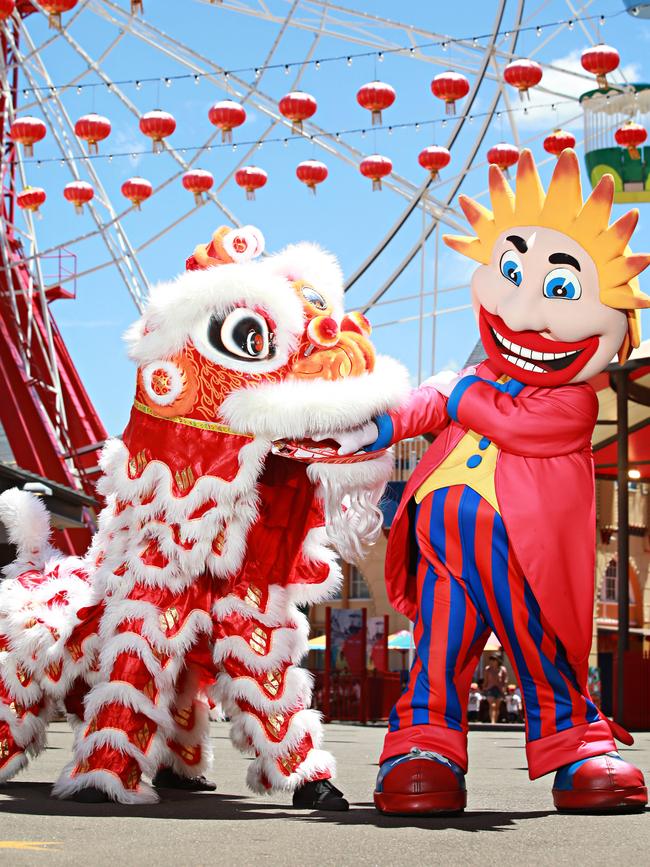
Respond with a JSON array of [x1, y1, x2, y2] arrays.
[[0, 225, 408, 805], [364, 150, 649, 814]]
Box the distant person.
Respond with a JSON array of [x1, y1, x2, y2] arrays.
[[467, 682, 482, 722], [505, 684, 523, 723], [483, 654, 507, 724]]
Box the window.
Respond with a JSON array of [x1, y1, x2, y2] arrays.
[[349, 565, 371, 600], [602, 558, 618, 602]]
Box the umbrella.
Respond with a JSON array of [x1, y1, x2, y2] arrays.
[[387, 630, 414, 650]]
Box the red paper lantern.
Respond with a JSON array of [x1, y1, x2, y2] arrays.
[[63, 180, 94, 215], [121, 177, 153, 210], [356, 81, 396, 126], [182, 169, 214, 205], [487, 142, 520, 173], [359, 154, 392, 191], [40, 0, 77, 29], [417, 145, 451, 180], [235, 166, 268, 201], [10, 116, 47, 157], [615, 121, 647, 160], [139, 110, 176, 153], [543, 128, 576, 158], [75, 113, 111, 154], [0, 0, 15, 22], [296, 160, 328, 194], [17, 186, 46, 215], [503, 59, 543, 101], [581, 44, 620, 89], [278, 91, 317, 134], [431, 71, 470, 116], [208, 100, 246, 143]]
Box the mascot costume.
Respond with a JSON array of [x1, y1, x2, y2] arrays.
[[0, 225, 408, 807], [333, 149, 650, 815]]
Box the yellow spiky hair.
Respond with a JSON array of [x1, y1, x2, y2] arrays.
[[443, 148, 650, 361]]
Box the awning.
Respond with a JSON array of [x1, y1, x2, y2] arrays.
[[589, 340, 650, 481]]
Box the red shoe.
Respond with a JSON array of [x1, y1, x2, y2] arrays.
[[552, 752, 647, 812], [374, 749, 466, 815]]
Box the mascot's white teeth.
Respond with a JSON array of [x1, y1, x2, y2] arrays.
[[491, 327, 581, 372]]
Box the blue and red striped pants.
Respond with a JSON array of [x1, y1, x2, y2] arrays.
[[381, 485, 616, 778]]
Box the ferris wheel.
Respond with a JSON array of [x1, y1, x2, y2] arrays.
[[0, 0, 642, 549]]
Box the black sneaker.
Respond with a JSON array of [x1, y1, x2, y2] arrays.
[[152, 767, 217, 791], [292, 779, 349, 811]]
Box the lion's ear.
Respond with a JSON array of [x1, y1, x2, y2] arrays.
[[136, 354, 198, 418]]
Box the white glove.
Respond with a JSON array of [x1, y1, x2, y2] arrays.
[[314, 420, 379, 456], [420, 366, 477, 398]]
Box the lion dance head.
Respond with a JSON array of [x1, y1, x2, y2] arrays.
[[126, 224, 408, 564]]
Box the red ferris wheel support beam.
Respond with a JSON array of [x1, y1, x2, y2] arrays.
[[0, 12, 108, 554]]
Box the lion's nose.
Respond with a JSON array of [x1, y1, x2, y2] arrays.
[[307, 315, 340, 348]]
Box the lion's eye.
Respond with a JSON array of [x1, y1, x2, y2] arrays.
[[207, 309, 275, 361], [300, 286, 328, 310]]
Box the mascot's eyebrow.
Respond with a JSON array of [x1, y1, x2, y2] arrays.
[[506, 234, 528, 254], [549, 252, 581, 272]]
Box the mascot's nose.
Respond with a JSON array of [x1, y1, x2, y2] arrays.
[[307, 315, 340, 348]]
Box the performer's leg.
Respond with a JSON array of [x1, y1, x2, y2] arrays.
[[0, 639, 52, 782], [465, 488, 646, 809], [213, 583, 346, 809], [464, 491, 613, 775], [153, 633, 216, 791], [380, 489, 490, 772], [52, 572, 213, 804]]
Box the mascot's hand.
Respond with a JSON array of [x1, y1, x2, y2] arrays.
[[314, 420, 380, 456], [420, 366, 477, 398]]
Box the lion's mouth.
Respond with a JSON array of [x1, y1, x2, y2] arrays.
[[289, 331, 375, 381]]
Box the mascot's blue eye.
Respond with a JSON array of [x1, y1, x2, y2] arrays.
[[499, 250, 523, 286], [543, 268, 582, 301]]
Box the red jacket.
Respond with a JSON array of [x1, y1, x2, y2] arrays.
[[382, 361, 599, 679]]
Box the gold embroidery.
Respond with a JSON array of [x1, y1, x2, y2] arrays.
[[132, 399, 253, 438], [46, 660, 62, 680], [263, 670, 282, 697], [244, 584, 262, 610], [265, 713, 285, 738], [125, 766, 140, 789], [143, 680, 157, 700], [249, 627, 268, 655], [0, 739, 10, 759], [135, 723, 151, 750], [159, 607, 179, 633], [174, 465, 195, 493], [173, 706, 192, 728], [180, 746, 199, 763], [278, 752, 302, 774]]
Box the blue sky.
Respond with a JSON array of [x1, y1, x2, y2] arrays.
[[13, 0, 650, 435]]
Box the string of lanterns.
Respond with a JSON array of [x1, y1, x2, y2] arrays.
[[7, 16, 643, 214], [2, 3, 626, 97]]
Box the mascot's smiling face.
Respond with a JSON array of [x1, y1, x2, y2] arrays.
[[443, 148, 650, 387], [472, 225, 627, 386]]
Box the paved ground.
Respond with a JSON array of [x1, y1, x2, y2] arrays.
[[0, 722, 648, 865]]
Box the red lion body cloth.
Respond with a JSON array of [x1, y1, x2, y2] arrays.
[[0, 225, 408, 805]]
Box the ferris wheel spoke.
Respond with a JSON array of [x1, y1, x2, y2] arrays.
[[346, 0, 515, 295], [17, 30, 126, 115], [88, 1, 465, 224], [15, 20, 150, 311], [48, 19, 246, 243], [354, 0, 524, 309]]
